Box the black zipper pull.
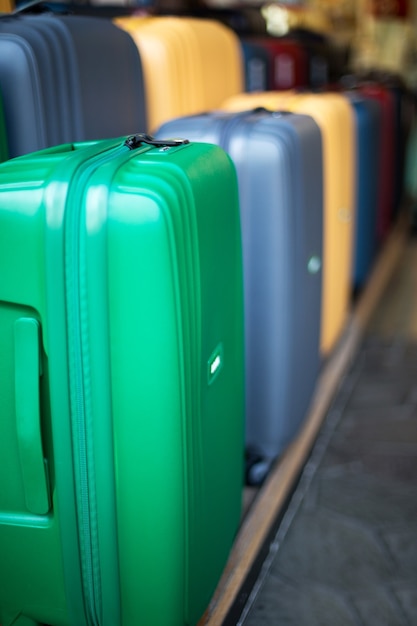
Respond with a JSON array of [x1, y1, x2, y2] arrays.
[[124, 133, 189, 150]]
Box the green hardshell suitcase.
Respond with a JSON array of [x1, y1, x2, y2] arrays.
[[0, 134, 245, 626]]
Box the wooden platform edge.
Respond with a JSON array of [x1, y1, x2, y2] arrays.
[[199, 214, 409, 626]]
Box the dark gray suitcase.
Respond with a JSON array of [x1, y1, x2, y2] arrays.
[[156, 109, 324, 483], [0, 91, 8, 163], [0, 14, 147, 158], [0, 17, 61, 156]]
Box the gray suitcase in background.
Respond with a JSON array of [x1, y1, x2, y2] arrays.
[[156, 109, 324, 483], [0, 14, 147, 158]]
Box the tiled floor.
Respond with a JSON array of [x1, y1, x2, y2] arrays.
[[237, 238, 417, 625]]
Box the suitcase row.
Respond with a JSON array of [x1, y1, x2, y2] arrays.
[[0, 12, 349, 152], [0, 10, 416, 626], [157, 81, 415, 481]]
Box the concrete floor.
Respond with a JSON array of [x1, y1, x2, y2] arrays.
[[237, 238, 417, 626]]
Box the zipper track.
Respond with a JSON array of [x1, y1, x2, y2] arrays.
[[64, 143, 129, 626], [64, 137, 195, 625]]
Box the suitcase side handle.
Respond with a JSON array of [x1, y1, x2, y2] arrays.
[[14, 318, 51, 516], [124, 133, 190, 150]]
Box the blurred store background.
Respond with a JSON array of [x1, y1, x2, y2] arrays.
[[1, 0, 417, 93]]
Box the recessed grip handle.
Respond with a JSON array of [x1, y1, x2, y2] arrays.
[[14, 318, 50, 515]]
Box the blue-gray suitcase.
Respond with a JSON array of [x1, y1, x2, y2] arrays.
[[156, 109, 324, 483]]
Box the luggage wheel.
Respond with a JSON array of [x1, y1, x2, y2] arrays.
[[245, 449, 271, 486]]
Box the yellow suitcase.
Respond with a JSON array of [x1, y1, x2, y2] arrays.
[[115, 16, 244, 132], [222, 91, 356, 356]]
